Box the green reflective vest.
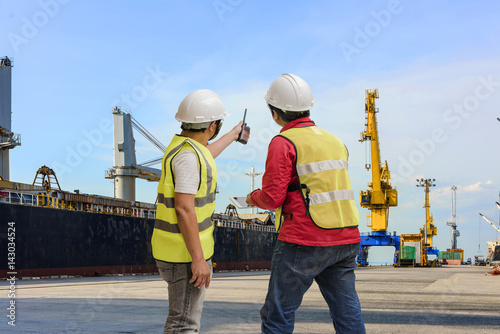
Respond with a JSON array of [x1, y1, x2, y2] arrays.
[[276, 125, 359, 231], [152, 135, 217, 263]]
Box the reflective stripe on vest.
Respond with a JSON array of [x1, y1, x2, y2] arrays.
[[276, 125, 359, 231], [151, 135, 217, 263]]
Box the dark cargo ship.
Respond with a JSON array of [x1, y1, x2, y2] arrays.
[[0, 176, 277, 278]]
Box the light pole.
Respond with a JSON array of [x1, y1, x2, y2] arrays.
[[244, 166, 262, 214]]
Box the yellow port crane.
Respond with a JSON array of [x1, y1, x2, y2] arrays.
[[417, 178, 438, 248], [398, 179, 439, 267], [357, 89, 399, 267], [359, 89, 398, 232]]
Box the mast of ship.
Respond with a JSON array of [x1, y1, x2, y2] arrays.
[[244, 166, 262, 214], [0, 57, 21, 181]]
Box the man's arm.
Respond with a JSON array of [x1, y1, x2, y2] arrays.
[[207, 121, 242, 158], [247, 136, 295, 210], [174, 192, 211, 288]]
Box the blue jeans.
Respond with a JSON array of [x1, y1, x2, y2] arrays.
[[156, 260, 212, 334], [261, 241, 365, 334]]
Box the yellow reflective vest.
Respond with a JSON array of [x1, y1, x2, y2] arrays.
[[276, 125, 359, 231], [152, 135, 217, 263]]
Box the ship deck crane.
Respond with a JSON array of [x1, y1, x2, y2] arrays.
[[479, 203, 500, 265], [32, 165, 61, 191], [479, 213, 500, 233], [0, 56, 21, 181], [105, 107, 163, 201], [357, 89, 400, 266]]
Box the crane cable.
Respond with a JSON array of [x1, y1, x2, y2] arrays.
[[478, 214, 481, 254], [130, 115, 166, 152], [141, 157, 163, 166], [365, 141, 369, 168]]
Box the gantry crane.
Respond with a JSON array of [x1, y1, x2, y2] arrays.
[[357, 89, 399, 266]]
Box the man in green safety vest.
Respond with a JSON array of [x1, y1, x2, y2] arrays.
[[152, 89, 242, 333], [247, 74, 365, 334]]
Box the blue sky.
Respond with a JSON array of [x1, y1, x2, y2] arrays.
[[1, 0, 499, 262]]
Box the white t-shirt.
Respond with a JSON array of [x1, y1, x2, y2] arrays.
[[172, 150, 200, 195]]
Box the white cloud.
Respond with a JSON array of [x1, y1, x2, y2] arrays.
[[460, 180, 494, 193]]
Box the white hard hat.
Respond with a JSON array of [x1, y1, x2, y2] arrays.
[[175, 89, 229, 124], [265, 73, 315, 112]]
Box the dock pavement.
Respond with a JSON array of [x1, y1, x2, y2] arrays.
[[1, 265, 499, 333]]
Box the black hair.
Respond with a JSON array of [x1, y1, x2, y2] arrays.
[[180, 119, 221, 132], [180, 125, 208, 132], [268, 104, 310, 123]]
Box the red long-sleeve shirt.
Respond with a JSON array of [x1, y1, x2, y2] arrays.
[[250, 118, 361, 247]]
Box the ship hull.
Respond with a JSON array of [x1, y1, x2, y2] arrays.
[[0, 202, 277, 278]]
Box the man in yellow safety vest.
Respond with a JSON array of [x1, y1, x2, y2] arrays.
[[246, 74, 365, 334], [152, 89, 242, 333]]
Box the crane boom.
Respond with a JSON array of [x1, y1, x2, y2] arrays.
[[480, 213, 500, 233], [359, 89, 398, 231]]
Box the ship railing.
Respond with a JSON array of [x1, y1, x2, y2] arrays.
[[213, 218, 276, 233], [131, 207, 157, 219], [0, 189, 158, 218], [0, 190, 62, 209]]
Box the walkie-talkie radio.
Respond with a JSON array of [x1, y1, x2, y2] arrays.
[[237, 108, 250, 145]]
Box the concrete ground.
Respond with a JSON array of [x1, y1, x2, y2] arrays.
[[1, 265, 499, 333]]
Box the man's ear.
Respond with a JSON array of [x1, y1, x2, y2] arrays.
[[272, 110, 279, 121]]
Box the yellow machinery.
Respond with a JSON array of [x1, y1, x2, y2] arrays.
[[399, 233, 440, 267], [357, 89, 400, 267], [398, 178, 439, 267], [398, 233, 425, 267], [359, 89, 398, 232], [32, 165, 61, 191]]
